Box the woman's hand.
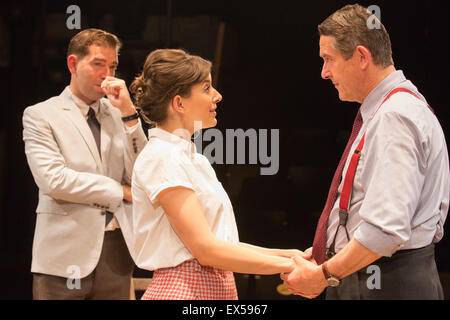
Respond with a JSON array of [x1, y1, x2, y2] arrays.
[[273, 247, 314, 262], [274, 249, 304, 258]]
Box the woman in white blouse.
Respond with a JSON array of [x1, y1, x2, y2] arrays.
[[129, 49, 300, 300]]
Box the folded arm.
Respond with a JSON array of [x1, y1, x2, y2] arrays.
[[23, 107, 124, 211], [101, 76, 148, 187]]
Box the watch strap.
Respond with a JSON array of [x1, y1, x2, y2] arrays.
[[322, 261, 332, 279], [121, 112, 139, 122], [322, 261, 339, 281]]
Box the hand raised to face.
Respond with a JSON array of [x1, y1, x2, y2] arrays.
[[101, 76, 136, 115]]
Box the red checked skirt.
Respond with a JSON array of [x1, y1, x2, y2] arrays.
[[141, 259, 238, 300]]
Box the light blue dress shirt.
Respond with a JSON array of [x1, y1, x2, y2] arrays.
[[327, 70, 449, 257]]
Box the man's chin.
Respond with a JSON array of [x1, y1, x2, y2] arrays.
[[92, 91, 106, 101], [338, 92, 352, 103]]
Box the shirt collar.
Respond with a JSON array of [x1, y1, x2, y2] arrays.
[[360, 70, 408, 122], [67, 86, 100, 119], [148, 127, 197, 154]]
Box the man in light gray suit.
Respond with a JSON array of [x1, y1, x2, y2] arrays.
[[22, 28, 148, 299]]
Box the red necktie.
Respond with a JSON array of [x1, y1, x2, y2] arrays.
[[312, 109, 363, 265]]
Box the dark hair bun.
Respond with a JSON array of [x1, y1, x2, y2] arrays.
[[130, 49, 212, 124]]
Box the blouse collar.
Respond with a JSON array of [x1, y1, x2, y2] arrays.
[[148, 127, 197, 154]]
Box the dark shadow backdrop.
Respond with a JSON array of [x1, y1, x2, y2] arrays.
[[0, 0, 449, 299]]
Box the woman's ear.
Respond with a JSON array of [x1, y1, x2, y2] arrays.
[[171, 95, 184, 114]]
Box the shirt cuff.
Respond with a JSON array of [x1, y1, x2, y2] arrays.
[[353, 222, 404, 257], [124, 118, 141, 134]]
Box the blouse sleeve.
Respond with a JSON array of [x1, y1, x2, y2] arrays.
[[134, 148, 195, 202]]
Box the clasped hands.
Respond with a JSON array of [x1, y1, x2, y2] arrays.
[[280, 247, 328, 299]]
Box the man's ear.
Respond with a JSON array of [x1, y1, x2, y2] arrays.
[[355, 45, 372, 70], [67, 54, 78, 75], [171, 95, 184, 114]]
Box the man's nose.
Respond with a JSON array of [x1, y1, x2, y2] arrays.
[[321, 64, 331, 79], [99, 66, 114, 79], [106, 66, 115, 77]]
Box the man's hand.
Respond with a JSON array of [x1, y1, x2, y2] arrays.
[[301, 247, 314, 262], [101, 76, 137, 117], [122, 185, 132, 203], [280, 255, 327, 299]]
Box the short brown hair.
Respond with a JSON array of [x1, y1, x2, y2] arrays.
[[67, 28, 122, 59], [130, 49, 212, 124], [318, 4, 394, 68]]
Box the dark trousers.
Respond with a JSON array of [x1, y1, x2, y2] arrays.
[[326, 244, 444, 300], [33, 229, 134, 300]]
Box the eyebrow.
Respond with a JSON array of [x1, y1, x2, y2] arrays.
[[92, 57, 118, 66]]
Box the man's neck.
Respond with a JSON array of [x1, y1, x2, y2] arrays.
[[360, 65, 396, 103], [69, 81, 96, 105]]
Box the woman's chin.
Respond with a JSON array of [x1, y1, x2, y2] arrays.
[[203, 119, 218, 129]]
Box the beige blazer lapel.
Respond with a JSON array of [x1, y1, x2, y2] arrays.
[[59, 88, 103, 172]]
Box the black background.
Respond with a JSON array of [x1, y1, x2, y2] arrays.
[[0, 0, 449, 299]]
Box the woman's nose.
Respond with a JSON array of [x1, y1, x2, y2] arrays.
[[214, 90, 222, 103]]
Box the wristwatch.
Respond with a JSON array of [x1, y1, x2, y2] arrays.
[[322, 261, 340, 287]]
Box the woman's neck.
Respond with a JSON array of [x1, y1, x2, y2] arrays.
[[157, 120, 193, 142]]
